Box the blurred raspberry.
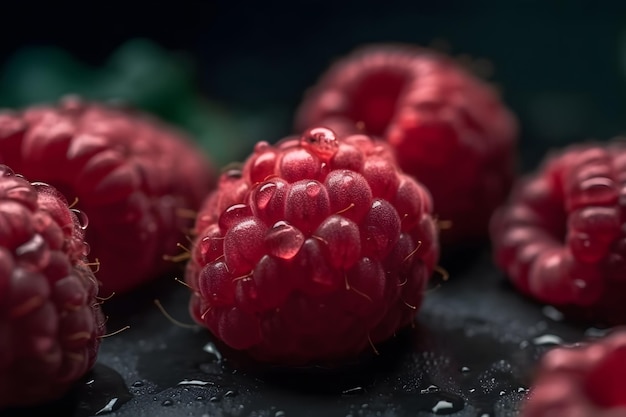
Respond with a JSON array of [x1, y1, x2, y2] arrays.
[[0, 164, 105, 408], [185, 127, 439, 366], [491, 140, 626, 325], [521, 329, 626, 417], [0, 96, 215, 294], [295, 43, 518, 248]]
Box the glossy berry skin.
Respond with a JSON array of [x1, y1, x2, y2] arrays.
[[295, 43, 518, 247], [185, 128, 439, 366], [0, 165, 105, 408], [521, 329, 626, 417], [0, 97, 215, 294], [490, 141, 626, 325]]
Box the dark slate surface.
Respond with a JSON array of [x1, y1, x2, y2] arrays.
[[4, 248, 596, 417]]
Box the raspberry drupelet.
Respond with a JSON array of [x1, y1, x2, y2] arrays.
[[295, 43, 518, 248], [490, 140, 626, 325], [185, 127, 439, 366], [0, 97, 215, 294], [0, 165, 105, 408], [521, 329, 626, 417]]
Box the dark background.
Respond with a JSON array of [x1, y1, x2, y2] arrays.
[[1, 1, 626, 171]]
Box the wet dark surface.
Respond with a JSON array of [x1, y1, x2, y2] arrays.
[[3, 248, 597, 417]]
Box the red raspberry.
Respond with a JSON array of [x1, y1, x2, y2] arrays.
[[185, 127, 438, 365], [0, 164, 105, 408], [0, 97, 215, 294], [520, 329, 626, 417], [490, 141, 626, 325], [295, 43, 518, 247]]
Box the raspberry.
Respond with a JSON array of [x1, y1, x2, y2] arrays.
[[490, 140, 626, 325], [295, 43, 518, 247], [520, 329, 626, 417], [0, 97, 215, 294], [0, 164, 105, 408], [185, 127, 438, 366]]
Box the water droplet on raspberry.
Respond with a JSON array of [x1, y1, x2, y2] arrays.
[[299, 127, 339, 161], [70, 208, 89, 231], [284, 180, 331, 234], [218, 204, 253, 232], [250, 178, 289, 226], [265, 221, 305, 260]]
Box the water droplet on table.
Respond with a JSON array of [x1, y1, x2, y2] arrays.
[[203, 342, 223, 362], [532, 334, 563, 346], [177, 379, 213, 386], [431, 399, 454, 414], [420, 384, 439, 394], [72, 363, 132, 417], [341, 386, 365, 395], [542, 305, 564, 321], [224, 389, 237, 397], [95, 398, 118, 415]]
